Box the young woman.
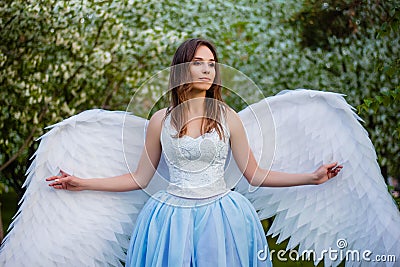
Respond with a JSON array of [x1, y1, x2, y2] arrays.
[[47, 38, 342, 266]]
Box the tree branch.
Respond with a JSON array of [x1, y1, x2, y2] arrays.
[[0, 15, 17, 33]]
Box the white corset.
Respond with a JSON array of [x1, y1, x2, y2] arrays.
[[161, 114, 230, 198]]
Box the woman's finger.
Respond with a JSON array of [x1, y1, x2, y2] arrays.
[[49, 183, 63, 189], [48, 181, 62, 187], [46, 170, 71, 182], [48, 177, 67, 187], [330, 166, 343, 177], [46, 176, 60, 181], [325, 162, 338, 170], [334, 166, 343, 173]]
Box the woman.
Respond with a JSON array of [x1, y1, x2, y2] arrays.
[[47, 38, 342, 266]]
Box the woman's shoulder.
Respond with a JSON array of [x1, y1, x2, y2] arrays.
[[224, 105, 241, 124], [151, 108, 168, 120], [223, 105, 245, 137], [147, 108, 168, 131]]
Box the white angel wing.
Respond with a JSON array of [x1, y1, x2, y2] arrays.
[[0, 109, 165, 267], [232, 89, 400, 266]]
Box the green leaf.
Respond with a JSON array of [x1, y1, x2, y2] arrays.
[[363, 99, 373, 107]]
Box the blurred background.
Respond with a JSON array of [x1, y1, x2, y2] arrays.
[[1, 0, 399, 265]]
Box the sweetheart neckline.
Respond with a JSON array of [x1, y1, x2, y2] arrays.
[[180, 132, 210, 140], [163, 115, 226, 142]]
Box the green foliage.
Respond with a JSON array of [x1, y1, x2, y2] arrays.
[[1, 0, 399, 195], [0, 181, 9, 195], [358, 1, 400, 119], [387, 185, 400, 211], [290, 0, 400, 178], [291, 0, 366, 50], [0, 187, 17, 233], [355, 1, 400, 176]]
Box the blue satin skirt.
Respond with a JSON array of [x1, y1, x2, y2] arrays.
[[126, 190, 272, 267]]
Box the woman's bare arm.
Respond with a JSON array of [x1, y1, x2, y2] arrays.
[[47, 109, 166, 192], [226, 108, 342, 187]]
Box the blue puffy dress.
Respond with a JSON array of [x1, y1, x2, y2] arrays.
[[126, 114, 272, 267]]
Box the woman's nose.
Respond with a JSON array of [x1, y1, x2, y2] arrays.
[[202, 63, 210, 74]]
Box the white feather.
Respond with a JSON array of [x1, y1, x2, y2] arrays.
[[2, 90, 399, 267], [233, 89, 400, 266], [0, 110, 152, 267]]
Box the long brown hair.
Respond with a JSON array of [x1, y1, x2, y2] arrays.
[[166, 38, 226, 139]]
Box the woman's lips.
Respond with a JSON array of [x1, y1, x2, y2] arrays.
[[197, 77, 211, 82]]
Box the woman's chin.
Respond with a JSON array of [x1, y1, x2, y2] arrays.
[[191, 82, 212, 91]]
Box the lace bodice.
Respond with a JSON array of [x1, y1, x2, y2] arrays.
[[161, 113, 230, 198]]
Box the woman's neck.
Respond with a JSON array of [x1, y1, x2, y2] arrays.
[[185, 96, 206, 116], [183, 88, 206, 114], [187, 88, 206, 99]]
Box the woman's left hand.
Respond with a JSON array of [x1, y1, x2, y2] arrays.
[[312, 162, 343, 185]]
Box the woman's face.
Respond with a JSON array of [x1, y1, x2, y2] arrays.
[[189, 45, 216, 91]]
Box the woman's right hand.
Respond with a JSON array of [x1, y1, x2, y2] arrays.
[[46, 170, 86, 191]]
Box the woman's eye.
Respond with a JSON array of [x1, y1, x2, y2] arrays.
[[191, 61, 215, 67]]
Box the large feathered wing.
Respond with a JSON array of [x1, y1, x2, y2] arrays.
[[232, 89, 400, 266], [0, 109, 164, 267]]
